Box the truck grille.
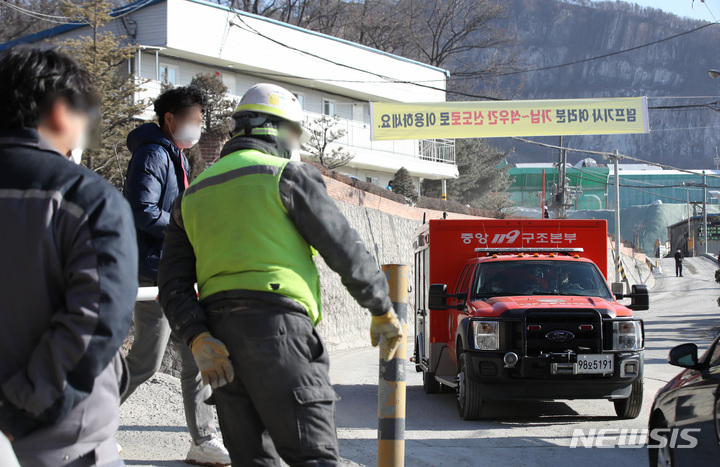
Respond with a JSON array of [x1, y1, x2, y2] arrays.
[[523, 309, 603, 357]]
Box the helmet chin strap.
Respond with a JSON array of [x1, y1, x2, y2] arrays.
[[232, 113, 295, 160]]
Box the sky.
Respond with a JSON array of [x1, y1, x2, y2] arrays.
[[592, 0, 719, 22]]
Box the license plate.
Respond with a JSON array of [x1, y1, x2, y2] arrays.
[[576, 354, 614, 374]]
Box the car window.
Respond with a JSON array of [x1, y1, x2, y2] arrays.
[[455, 264, 470, 293], [458, 264, 475, 295]]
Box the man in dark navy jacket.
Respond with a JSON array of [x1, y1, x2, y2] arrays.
[[0, 46, 137, 466], [122, 87, 230, 466]]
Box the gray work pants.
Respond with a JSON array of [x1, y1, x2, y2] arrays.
[[206, 303, 340, 466], [122, 276, 216, 443]]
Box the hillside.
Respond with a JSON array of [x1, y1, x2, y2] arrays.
[[487, 0, 720, 168]]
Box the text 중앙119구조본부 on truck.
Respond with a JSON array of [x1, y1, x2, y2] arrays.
[[412, 219, 649, 420]]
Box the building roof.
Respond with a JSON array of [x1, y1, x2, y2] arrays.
[[0, 0, 450, 77], [0, 0, 164, 51], [667, 213, 720, 230]]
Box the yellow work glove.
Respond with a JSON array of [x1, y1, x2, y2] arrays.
[[190, 332, 235, 389], [370, 310, 403, 361]]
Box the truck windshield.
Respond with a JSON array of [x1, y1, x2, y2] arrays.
[[474, 260, 613, 300]]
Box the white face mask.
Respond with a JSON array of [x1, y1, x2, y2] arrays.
[[289, 149, 301, 162], [172, 124, 202, 149], [69, 130, 86, 165]]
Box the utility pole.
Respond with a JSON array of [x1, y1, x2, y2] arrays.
[[557, 136, 567, 218], [613, 150, 621, 282], [704, 171, 708, 255], [682, 182, 692, 256]]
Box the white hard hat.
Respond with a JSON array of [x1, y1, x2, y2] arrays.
[[234, 83, 308, 142]]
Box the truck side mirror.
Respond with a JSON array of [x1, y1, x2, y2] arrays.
[[668, 343, 701, 369], [628, 284, 649, 311], [428, 283, 449, 311], [615, 284, 649, 311]]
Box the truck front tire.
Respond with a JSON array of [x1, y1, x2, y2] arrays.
[[457, 353, 483, 420], [614, 379, 643, 419]]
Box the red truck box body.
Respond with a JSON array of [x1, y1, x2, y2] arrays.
[[420, 219, 609, 292]]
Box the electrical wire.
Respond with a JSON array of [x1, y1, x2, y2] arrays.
[[555, 165, 711, 204], [230, 14, 720, 102], [1, 3, 73, 24], [1, 0, 156, 26], [649, 101, 720, 111], [650, 125, 720, 132], [512, 137, 720, 180], [705, 0, 719, 23], [494, 22, 718, 77], [230, 14, 499, 101]]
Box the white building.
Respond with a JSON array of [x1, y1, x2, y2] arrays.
[[3, 0, 457, 189]]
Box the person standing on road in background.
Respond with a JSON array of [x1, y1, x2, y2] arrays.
[[0, 46, 137, 466], [158, 83, 403, 466], [675, 249, 683, 277], [122, 86, 230, 466]]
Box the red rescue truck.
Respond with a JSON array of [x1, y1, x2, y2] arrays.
[[412, 219, 648, 420]]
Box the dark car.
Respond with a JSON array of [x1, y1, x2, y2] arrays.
[[648, 336, 720, 466]]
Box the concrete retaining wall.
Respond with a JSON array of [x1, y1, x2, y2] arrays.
[[314, 201, 421, 352], [606, 250, 656, 291]]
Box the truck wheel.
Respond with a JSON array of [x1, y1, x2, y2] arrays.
[[422, 370, 441, 394], [457, 353, 483, 420], [614, 379, 643, 419]]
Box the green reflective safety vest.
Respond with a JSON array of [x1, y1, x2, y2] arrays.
[[181, 149, 322, 324]]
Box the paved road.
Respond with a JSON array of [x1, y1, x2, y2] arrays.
[[117, 256, 720, 466], [330, 256, 720, 467]]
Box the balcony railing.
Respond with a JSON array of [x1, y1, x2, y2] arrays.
[[420, 139, 455, 164]]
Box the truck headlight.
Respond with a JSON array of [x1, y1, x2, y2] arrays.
[[473, 321, 499, 350], [613, 320, 643, 350]]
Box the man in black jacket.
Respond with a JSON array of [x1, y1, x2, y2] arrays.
[[675, 248, 683, 277], [0, 47, 137, 466], [122, 87, 229, 466]]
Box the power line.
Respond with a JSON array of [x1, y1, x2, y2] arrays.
[[705, 0, 719, 23], [230, 14, 504, 101], [1, 0, 156, 26], [494, 22, 718, 77], [1, 3, 73, 24], [512, 137, 720, 180], [563, 166, 708, 203], [650, 125, 720, 132], [649, 101, 720, 111]]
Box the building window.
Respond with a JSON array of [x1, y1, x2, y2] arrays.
[[292, 92, 305, 109], [366, 176, 378, 185], [322, 98, 336, 116], [160, 64, 178, 86]]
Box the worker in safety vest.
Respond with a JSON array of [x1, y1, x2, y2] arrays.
[[158, 83, 403, 465]]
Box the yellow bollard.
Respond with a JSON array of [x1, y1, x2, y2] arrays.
[[378, 264, 408, 467]]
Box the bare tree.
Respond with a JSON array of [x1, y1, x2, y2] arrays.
[[342, 0, 517, 82], [303, 115, 355, 170]]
